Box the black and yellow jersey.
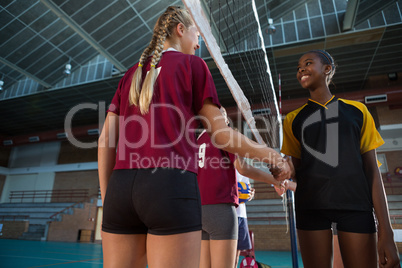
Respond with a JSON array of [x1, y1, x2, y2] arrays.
[[281, 96, 384, 211]]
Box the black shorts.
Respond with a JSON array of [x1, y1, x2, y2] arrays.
[[296, 209, 376, 234], [102, 168, 202, 235]]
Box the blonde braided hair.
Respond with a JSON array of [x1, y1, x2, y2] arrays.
[[129, 36, 157, 106], [129, 6, 194, 114]]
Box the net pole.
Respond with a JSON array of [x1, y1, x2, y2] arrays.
[[280, 73, 299, 268], [286, 189, 299, 268]]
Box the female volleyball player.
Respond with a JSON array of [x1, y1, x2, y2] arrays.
[[281, 50, 399, 267], [98, 6, 291, 268], [197, 110, 239, 268], [197, 108, 284, 268]]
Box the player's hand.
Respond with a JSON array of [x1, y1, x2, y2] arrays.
[[274, 182, 286, 197], [274, 179, 296, 196], [269, 165, 281, 177], [249, 188, 255, 201], [378, 231, 400, 268], [271, 159, 291, 181]]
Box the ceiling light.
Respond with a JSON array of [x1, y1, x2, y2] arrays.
[[266, 18, 276, 35], [388, 72, 398, 81], [0, 73, 4, 91], [63, 63, 72, 76]]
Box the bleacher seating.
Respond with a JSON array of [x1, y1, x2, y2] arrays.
[[0, 202, 77, 240]]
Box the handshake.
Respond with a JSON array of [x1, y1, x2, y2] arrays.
[[269, 155, 294, 181], [269, 156, 296, 197]]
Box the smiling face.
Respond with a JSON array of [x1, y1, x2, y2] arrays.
[[180, 24, 200, 55], [297, 52, 331, 90]]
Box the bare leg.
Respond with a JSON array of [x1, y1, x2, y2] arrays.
[[235, 250, 241, 268], [209, 239, 238, 268], [101, 231, 147, 268], [147, 230, 201, 268], [200, 240, 211, 268], [333, 234, 344, 268], [297, 229, 333, 268], [338, 230, 377, 268]]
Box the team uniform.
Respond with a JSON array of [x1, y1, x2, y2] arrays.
[[281, 96, 384, 233], [197, 130, 239, 240], [236, 170, 252, 251], [102, 49, 221, 235]]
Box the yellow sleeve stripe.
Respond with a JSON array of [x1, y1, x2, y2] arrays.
[[281, 104, 307, 158]]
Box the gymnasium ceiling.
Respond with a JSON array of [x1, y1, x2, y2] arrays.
[[0, 0, 402, 143]]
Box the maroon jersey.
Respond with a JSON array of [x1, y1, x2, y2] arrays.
[[197, 130, 238, 206], [108, 50, 220, 173]]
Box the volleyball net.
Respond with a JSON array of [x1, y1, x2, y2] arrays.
[[183, 0, 281, 150]]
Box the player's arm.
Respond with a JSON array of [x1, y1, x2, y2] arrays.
[[198, 99, 291, 181], [235, 157, 296, 197], [234, 158, 281, 188], [98, 112, 119, 204], [362, 149, 399, 267]]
